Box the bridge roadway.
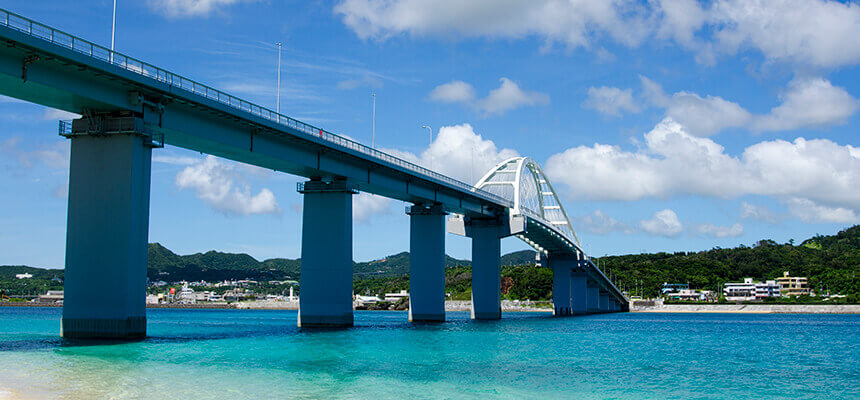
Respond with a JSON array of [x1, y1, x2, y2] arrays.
[[0, 8, 627, 339]]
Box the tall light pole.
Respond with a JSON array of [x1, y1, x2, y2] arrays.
[[275, 42, 282, 119], [422, 125, 432, 169], [371, 93, 376, 148], [110, 0, 117, 62]]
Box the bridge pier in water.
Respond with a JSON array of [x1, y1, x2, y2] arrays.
[[570, 271, 588, 315], [61, 117, 153, 339], [586, 283, 600, 314], [548, 254, 572, 316], [470, 221, 504, 320], [407, 204, 447, 322], [599, 291, 611, 313], [297, 179, 357, 328]]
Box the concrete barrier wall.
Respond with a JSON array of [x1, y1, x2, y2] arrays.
[[632, 303, 860, 313]]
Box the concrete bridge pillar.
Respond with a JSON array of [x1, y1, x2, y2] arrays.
[[470, 223, 502, 320], [570, 272, 588, 315], [599, 291, 610, 313], [297, 179, 357, 328], [61, 118, 154, 339], [548, 254, 572, 316], [407, 204, 446, 322], [586, 282, 600, 314]]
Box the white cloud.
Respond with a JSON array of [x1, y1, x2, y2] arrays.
[[752, 77, 860, 132], [335, 0, 860, 69], [428, 81, 476, 103], [148, 0, 257, 18], [544, 117, 860, 219], [694, 222, 744, 238], [353, 193, 392, 223], [574, 210, 630, 234], [637, 76, 858, 136], [385, 123, 519, 184], [153, 155, 199, 166], [337, 75, 383, 90], [583, 86, 640, 117], [784, 198, 859, 224], [429, 78, 548, 116], [42, 109, 80, 121], [476, 78, 549, 115], [710, 0, 860, 69], [740, 202, 781, 224], [639, 209, 683, 237], [175, 155, 280, 215], [2, 139, 70, 170]]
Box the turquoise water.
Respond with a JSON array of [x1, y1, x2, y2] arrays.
[[0, 308, 857, 399]]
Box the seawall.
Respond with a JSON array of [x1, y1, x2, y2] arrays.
[[632, 303, 860, 314]]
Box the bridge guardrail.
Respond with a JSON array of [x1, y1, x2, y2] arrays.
[[0, 8, 513, 210]]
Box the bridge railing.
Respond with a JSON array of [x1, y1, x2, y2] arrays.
[[0, 8, 513, 209]]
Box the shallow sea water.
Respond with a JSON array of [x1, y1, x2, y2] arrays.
[[0, 307, 857, 399]]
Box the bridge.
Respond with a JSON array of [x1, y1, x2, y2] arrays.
[[0, 8, 627, 339]]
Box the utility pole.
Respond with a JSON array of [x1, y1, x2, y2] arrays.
[[110, 0, 117, 62], [275, 42, 282, 119], [372, 93, 376, 148], [422, 125, 432, 169]]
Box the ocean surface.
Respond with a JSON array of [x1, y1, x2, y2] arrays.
[[0, 307, 857, 399]]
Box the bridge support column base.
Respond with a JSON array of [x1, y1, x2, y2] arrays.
[[571, 273, 588, 315], [586, 285, 600, 314], [62, 128, 152, 341], [297, 180, 357, 329], [471, 223, 502, 321], [408, 205, 446, 323], [599, 293, 610, 313], [549, 255, 573, 317], [62, 317, 146, 340]]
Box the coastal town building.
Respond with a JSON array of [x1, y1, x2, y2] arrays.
[[776, 271, 810, 297], [665, 289, 715, 302], [37, 290, 63, 304], [15, 273, 32, 279], [661, 283, 689, 295], [384, 290, 410, 302], [724, 278, 781, 301]]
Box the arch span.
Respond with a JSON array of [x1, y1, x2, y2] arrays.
[[474, 157, 580, 250]]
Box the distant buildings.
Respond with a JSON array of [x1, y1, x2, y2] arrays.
[[384, 290, 410, 302], [38, 290, 63, 304], [776, 271, 809, 297], [661, 283, 689, 295], [723, 272, 811, 302], [15, 273, 32, 279]]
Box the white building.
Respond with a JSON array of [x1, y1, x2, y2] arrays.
[[15, 273, 32, 279], [724, 278, 781, 301], [384, 290, 409, 302]]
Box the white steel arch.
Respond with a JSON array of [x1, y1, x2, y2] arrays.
[[475, 157, 581, 248]]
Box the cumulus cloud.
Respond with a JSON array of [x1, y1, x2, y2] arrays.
[[42, 108, 80, 121], [636, 76, 858, 136], [429, 78, 548, 116], [148, 0, 257, 18], [1, 139, 70, 170], [639, 209, 683, 237], [544, 117, 860, 223], [574, 210, 630, 234], [693, 222, 744, 238], [353, 193, 393, 223], [428, 81, 476, 103], [175, 155, 280, 215], [335, 0, 860, 69], [384, 123, 519, 184], [752, 77, 860, 132], [740, 201, 781, 224], [583, 86, 641, 117], [784, 198, 859, 224]]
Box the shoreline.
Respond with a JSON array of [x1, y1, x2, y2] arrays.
[[4, 302, 859, 314], [632, 303, 860, 314]]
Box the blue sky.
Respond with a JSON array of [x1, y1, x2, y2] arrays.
[[0, 0, 858, 268]]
